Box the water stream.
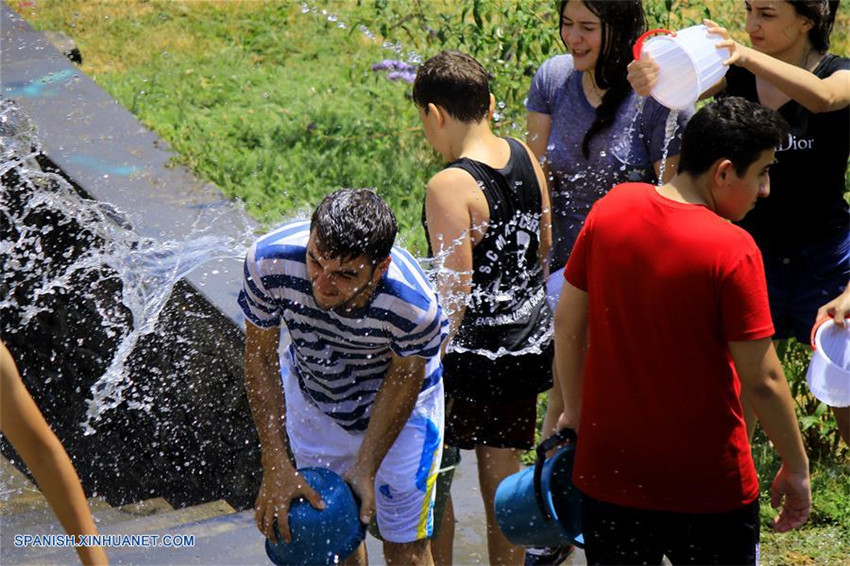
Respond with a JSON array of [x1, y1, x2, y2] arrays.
[[1, 99, 256, 434], [657, 108, 681, 184]]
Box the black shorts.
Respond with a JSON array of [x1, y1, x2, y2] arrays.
[[442, 344, 553, 401], [582, 494, 760, 565], [445, 394, 539, 450]]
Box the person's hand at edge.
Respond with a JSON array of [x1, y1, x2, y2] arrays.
[[627, 55, 659, 97], [255, 465, 325, 543], [816, 283, 850, 327], [344, 467, 376, 526], [770, 463, 811, 532], [705, 19, 751, 67]]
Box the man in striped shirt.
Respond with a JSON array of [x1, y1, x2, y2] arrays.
[[239, 189, 447, 565]]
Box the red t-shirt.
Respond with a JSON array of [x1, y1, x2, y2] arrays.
[[564, 183, 773, 513]]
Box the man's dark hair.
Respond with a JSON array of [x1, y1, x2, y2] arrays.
[[412, 50, 491, 123], [310, 188, 397, 264], [678, 97, 788, 177]]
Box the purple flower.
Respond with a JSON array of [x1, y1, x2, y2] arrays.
[[386, 71, 417, 84], [371, 59, 418, 73]]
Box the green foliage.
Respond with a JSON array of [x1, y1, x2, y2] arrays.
[[776, 339, 848, 461], [753, 429, 850, 561], [356, 0, 558, 139]]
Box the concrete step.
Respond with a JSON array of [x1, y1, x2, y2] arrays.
[[97, 500, 237, 536], [0, 455, 46, 514], [114, 497, 174, 517], [1, 496, 111, 532], [0, 453, 111, 519], [109, 510, 265, 565]]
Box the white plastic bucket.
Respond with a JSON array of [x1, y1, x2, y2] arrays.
[[632, 25, 731, 110], [806, 317, 850, 407]]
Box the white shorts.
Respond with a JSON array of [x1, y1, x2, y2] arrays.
[[546, 270, 565, 312], [282, 360, 444, 543]]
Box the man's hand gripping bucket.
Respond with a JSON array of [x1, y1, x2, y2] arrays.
[[264, 467, 366, 566], [494, 429, 584, 548]]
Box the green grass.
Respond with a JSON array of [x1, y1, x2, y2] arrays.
[[15, 0, 849, 251], [15, 0, 443, 252], [13, 1, 850, 561], [753, 431, 850, 564]]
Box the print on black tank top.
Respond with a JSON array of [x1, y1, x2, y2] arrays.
[[423, 137, 553, 401]]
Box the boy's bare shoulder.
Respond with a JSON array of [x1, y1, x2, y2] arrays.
[[426, 166, 481, 197]]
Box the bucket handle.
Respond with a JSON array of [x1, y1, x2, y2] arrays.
[[810, 316, 833, 350], [632, 28, 675, 61], [533, 428, 577, 522]]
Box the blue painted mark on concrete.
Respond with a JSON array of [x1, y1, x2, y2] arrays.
[[4, 69, 76, 98], [66, 154, 138, 176]]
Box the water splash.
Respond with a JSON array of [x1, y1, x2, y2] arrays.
[[421, 222, 552, 360], [612, 96, 647, 167], [657, 108, 680, 184], [300, 3, 422, 77], [0, 99, 257, 434]]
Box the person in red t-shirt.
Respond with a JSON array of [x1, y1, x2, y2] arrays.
[[553, 97, 810, 565]]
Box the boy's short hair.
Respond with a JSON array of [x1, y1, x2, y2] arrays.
[[310, 188, 397, 264], [678, 97, 788, 177], [412, 50, 491, 123]]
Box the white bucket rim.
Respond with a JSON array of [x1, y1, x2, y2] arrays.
[[641, 25, 729, 109], [807, 317, 850, 407], [643, 34, 701, 109]]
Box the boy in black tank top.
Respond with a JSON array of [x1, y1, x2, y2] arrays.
[[413, 51, 554, 566]]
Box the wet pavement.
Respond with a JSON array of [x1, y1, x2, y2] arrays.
[[365, 448, 586, 565]]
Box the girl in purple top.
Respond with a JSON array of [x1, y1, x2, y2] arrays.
[[527, 0, 691, 293]]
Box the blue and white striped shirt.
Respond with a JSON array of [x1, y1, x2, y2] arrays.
[[239, 221, 448, 432]]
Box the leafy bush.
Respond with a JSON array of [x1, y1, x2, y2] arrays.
[[776, 340, 848, 461]]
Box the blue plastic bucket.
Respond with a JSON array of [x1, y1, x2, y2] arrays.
[[265, 467, 366, 566], [495, 429, 583, 548]]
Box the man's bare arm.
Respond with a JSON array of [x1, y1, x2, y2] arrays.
[[244, 323, 323, 542], [346, 353, 427, 524], [425, 168, 484, 343], [554, 282, 590, 431], [730, 338, 810, 532]]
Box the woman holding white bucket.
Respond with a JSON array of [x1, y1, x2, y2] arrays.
[[630, 0, 850, 443]]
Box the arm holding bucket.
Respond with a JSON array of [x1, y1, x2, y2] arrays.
[[347, 353, 427, 525], [817, 281, 850, 327], [705, 20, 850, 114], [729, 338, 811, 532], [244, 323, 325, 542], [0, 343, 108, 566], [626, 56, 660, 98], [553, 282, 589, 432]]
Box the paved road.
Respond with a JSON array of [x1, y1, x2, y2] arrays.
[[366, 448, 586, 565]]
